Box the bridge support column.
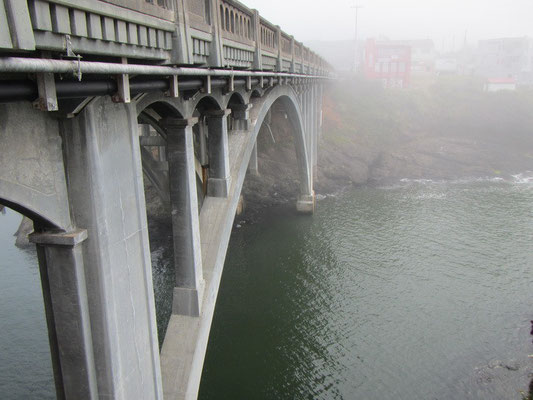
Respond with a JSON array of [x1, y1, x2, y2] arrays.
[[161, 117, 205, 317], [206, 109, 232, 197], [232, 103, 252, 131], [63, 97, 163, 399], [296, 191, 315, 214], [30, 229, 98, 400]]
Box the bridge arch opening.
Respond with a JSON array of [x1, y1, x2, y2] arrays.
[[240, 98, 307, 218], [136, 100, 187, 349], [192, 95, 233, 200], [226, 92, 247, 131]]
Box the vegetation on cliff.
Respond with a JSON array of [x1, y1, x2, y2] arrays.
[[317, 75, 533, 192]]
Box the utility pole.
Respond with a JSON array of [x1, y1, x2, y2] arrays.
[[351, 2, 363, 73]]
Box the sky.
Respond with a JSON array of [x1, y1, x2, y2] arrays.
[[242, 0, 533, 51]]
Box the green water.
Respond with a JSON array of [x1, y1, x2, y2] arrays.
[[1, 175, 532, 399], [0, 209, 54, 399], [199, 175, 533, 400]]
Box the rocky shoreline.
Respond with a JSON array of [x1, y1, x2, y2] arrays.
[[239, 76, 533, 223]]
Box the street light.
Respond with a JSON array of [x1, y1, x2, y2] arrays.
[[351, 2, 363, 73]]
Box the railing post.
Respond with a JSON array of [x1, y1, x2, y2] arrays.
[[276, 25, 282, 71], [290, 35, 295, 73], [160, 117, 204, 317], [252, 9, 262, 70]]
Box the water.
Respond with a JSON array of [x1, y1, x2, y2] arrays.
[[0, 209, 55, 399], [1, 175, 531, 399], [199, 175, 533, 399]]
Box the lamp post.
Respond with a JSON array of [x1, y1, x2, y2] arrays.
[[351, 2, 363, 73]]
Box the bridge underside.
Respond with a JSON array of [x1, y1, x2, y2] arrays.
[[0, 80, 323, 399]]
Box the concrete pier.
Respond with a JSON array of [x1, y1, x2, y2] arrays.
[[162, 117, 205, 317], [206, 110, 232, 198]]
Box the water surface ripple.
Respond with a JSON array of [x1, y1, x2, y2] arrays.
[[200, 176, 533, 400]]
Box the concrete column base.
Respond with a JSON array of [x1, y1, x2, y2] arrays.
[[207, 177, 231, 197], [172, 282, 205, 317], [296, 191, 315, 214], [234, 119, 249, 131]]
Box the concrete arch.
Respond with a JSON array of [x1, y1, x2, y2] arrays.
[[250, 88, 264, 99], [0, 197, 61, 230], [135, 93, 186, 118], [0, 102, 71, 231], [223, 91, 246, 109], [187, 93, 224, 116], [247, 85, 312, 196]]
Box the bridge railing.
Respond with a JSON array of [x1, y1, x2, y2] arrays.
[[0, 0, 331, 75]]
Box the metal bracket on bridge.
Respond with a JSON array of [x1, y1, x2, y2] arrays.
[[269, 77, 274, 87], [246, 76, 252, 91], [166, 75, 179, 98], [202, 75, 212, 94], [33, 72, 58, 112], [259, 76, 264, 88], [225, 75, 234, 94], [113, 58, 131, 103]]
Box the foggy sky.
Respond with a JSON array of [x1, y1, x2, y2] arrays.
[[243, 0, 533, 51]]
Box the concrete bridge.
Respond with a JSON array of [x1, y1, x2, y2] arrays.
[[0, 0, 330, 399]]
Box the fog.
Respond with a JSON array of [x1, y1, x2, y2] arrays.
[[245, 0, 533, 51]]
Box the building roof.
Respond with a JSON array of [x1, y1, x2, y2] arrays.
[[487, 77, 516, 84]]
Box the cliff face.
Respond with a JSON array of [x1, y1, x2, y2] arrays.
[[315, 75, 533, 193]]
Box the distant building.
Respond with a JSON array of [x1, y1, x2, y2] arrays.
[[476, 37, 533, 86], [483, 77, 517, 92], [363, 39, 411, 88], [398, 39, 436, 73]]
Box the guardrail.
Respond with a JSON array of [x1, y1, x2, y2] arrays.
[[0, 0, 331, 75]]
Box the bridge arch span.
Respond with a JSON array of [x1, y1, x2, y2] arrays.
[[246, 85, 312, 198]]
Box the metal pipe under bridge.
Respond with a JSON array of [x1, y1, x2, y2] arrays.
[[0, 0, 332, 399]]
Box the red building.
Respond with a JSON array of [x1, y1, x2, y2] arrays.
[[364, 39, 411, 88]]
